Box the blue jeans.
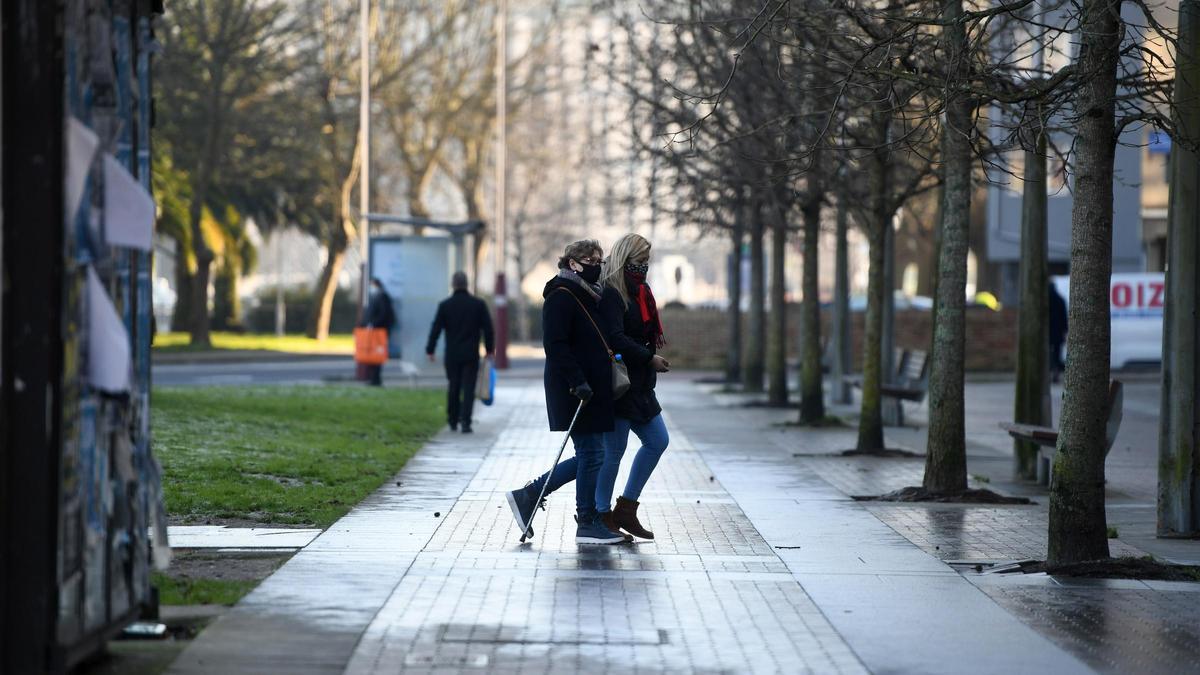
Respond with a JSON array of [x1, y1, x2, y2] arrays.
[[531, 431, 606, 521], [597, 415, 669, 512]]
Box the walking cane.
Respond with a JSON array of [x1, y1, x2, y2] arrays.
[[520, 399, 585, 543]]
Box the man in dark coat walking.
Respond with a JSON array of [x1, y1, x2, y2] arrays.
[[1048, 283, 1068, 381], [426, 272, 494, 433]]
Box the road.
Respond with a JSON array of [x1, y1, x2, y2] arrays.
[[151, 356, 545, 387]]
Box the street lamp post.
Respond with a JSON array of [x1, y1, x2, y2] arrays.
[[359, 0, 371, 309], [493, 0, 510, 368]]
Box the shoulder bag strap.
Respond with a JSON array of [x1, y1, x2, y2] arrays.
[[552, 287, 615, 360]]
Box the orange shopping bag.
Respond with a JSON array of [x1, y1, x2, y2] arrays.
[[354, 327, 389, 365]]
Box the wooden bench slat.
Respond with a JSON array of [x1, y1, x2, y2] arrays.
[[879, 385, 926, 401], [999, 422, 1059, 447]]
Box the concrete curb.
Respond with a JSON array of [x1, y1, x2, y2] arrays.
[[151, 350, 353, 366]]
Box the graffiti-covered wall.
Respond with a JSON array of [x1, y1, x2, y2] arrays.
[[55, 0, 168, 657]]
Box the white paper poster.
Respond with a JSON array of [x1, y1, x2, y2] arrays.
[[66, 117, 99, 220], [103, 154, 154, 250], [86, 266, 131, 393]]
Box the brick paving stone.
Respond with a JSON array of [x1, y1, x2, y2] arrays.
[[342, 382, 867, 675], [863, 504, 1145, 562], [795, 455, 1146, 563], [977, 583, 1200, 674], [182, 376, 1195, 675]]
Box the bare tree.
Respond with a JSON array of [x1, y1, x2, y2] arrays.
[[298, 0, 451, 340], [156, 0, 296, 346]]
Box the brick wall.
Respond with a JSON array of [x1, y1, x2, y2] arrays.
[[659, 306, 1018, 372]]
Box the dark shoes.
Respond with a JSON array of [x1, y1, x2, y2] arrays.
[[576, 516, 627, 545], [611, 497, 654, 540], [506, 482, 541, 537], [449, 420, 458, 431], [461, 423, 473, 434]]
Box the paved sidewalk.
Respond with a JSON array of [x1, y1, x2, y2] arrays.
[[167, 375, 1200, 674]]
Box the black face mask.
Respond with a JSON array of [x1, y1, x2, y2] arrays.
[[577, 262, 601, 284]]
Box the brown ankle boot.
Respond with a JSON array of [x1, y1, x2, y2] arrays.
[[613, 497, 653, 539], [600, 512, 633, 542]]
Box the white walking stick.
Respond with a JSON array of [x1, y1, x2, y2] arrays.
[[520, 399, 585, 543]]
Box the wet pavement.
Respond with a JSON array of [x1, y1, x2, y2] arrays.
[[165, 526, 322, 550], [168, 374, 1200, 674]]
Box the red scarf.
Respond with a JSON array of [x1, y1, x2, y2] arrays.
[[625, 271, 666, 348]]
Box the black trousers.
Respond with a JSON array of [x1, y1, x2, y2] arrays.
[[1049, 339, 1065, 373], [446, 358, 480, 425], [365, 364, 383, 386]]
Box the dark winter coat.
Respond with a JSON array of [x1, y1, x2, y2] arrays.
[[599, 286, 662, 424], [1048, 285, 1068, 345], [425, 289, 495, 363], [361, 290, 396, 331], [542, 276, 615, 434]]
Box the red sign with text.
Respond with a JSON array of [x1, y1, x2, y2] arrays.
[[1108, 274, 1165, 318]]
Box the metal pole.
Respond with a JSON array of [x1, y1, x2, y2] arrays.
[[358, 0, 371, 307], [493, 0, 510, 368], [275, 233, 285, 336]]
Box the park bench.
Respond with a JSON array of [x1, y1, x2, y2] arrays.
[[1000, 380, 1124, 486], [844, 348, 931, 426]]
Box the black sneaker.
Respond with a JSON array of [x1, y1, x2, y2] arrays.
[[506, 482, 542, 537], [449, 421, 458, 431], [461, 423, 473, 434], [576, 517, 626, 545]]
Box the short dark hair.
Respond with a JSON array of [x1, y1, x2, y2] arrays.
[[556, 239, 602, 269], [451, 271, 468, 290]]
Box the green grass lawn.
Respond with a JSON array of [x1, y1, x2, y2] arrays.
[[151, 574, 259, 606], [153, 385, 444, 527], [152, 332, 354, 355]]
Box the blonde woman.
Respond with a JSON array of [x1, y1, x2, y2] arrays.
[[596, 233, 671, 539], [506, 239, 627, 545]]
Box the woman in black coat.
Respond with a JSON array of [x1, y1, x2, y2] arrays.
[[594, 234, 670, 540], [358, 278, 396, 386], [505, 240, 627, 545]]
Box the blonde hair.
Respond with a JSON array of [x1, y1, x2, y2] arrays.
[[602, 234, 652, 307]]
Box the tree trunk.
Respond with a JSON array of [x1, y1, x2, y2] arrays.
[[799, 199, 826, 422], [186, 159, 217, 347], [186, 71, 228, 349], [726, 215, 744, 384], [930, 186, 944, 347], [463, 137, 490, 291], [1158, 0, 1200, 537], [509, 201, 535, 343], [856, 143, 890, 451], [743, 214, 766, 392], [211, 258, 241, 331], [171, 241, 193, 333], [1014, 103, 1051, 480], [831, 192, 853, 405], [923, 2, 972, 493], [308, 230, 349, 341], [882, 213, 896, 378], [186, 193, 214, 347], [1048, 0, 1120, 565], [767, 218, 789, 405], [308, 151, 360, 340]]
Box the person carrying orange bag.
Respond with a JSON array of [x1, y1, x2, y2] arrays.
[[356, 278, 396, 386]]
